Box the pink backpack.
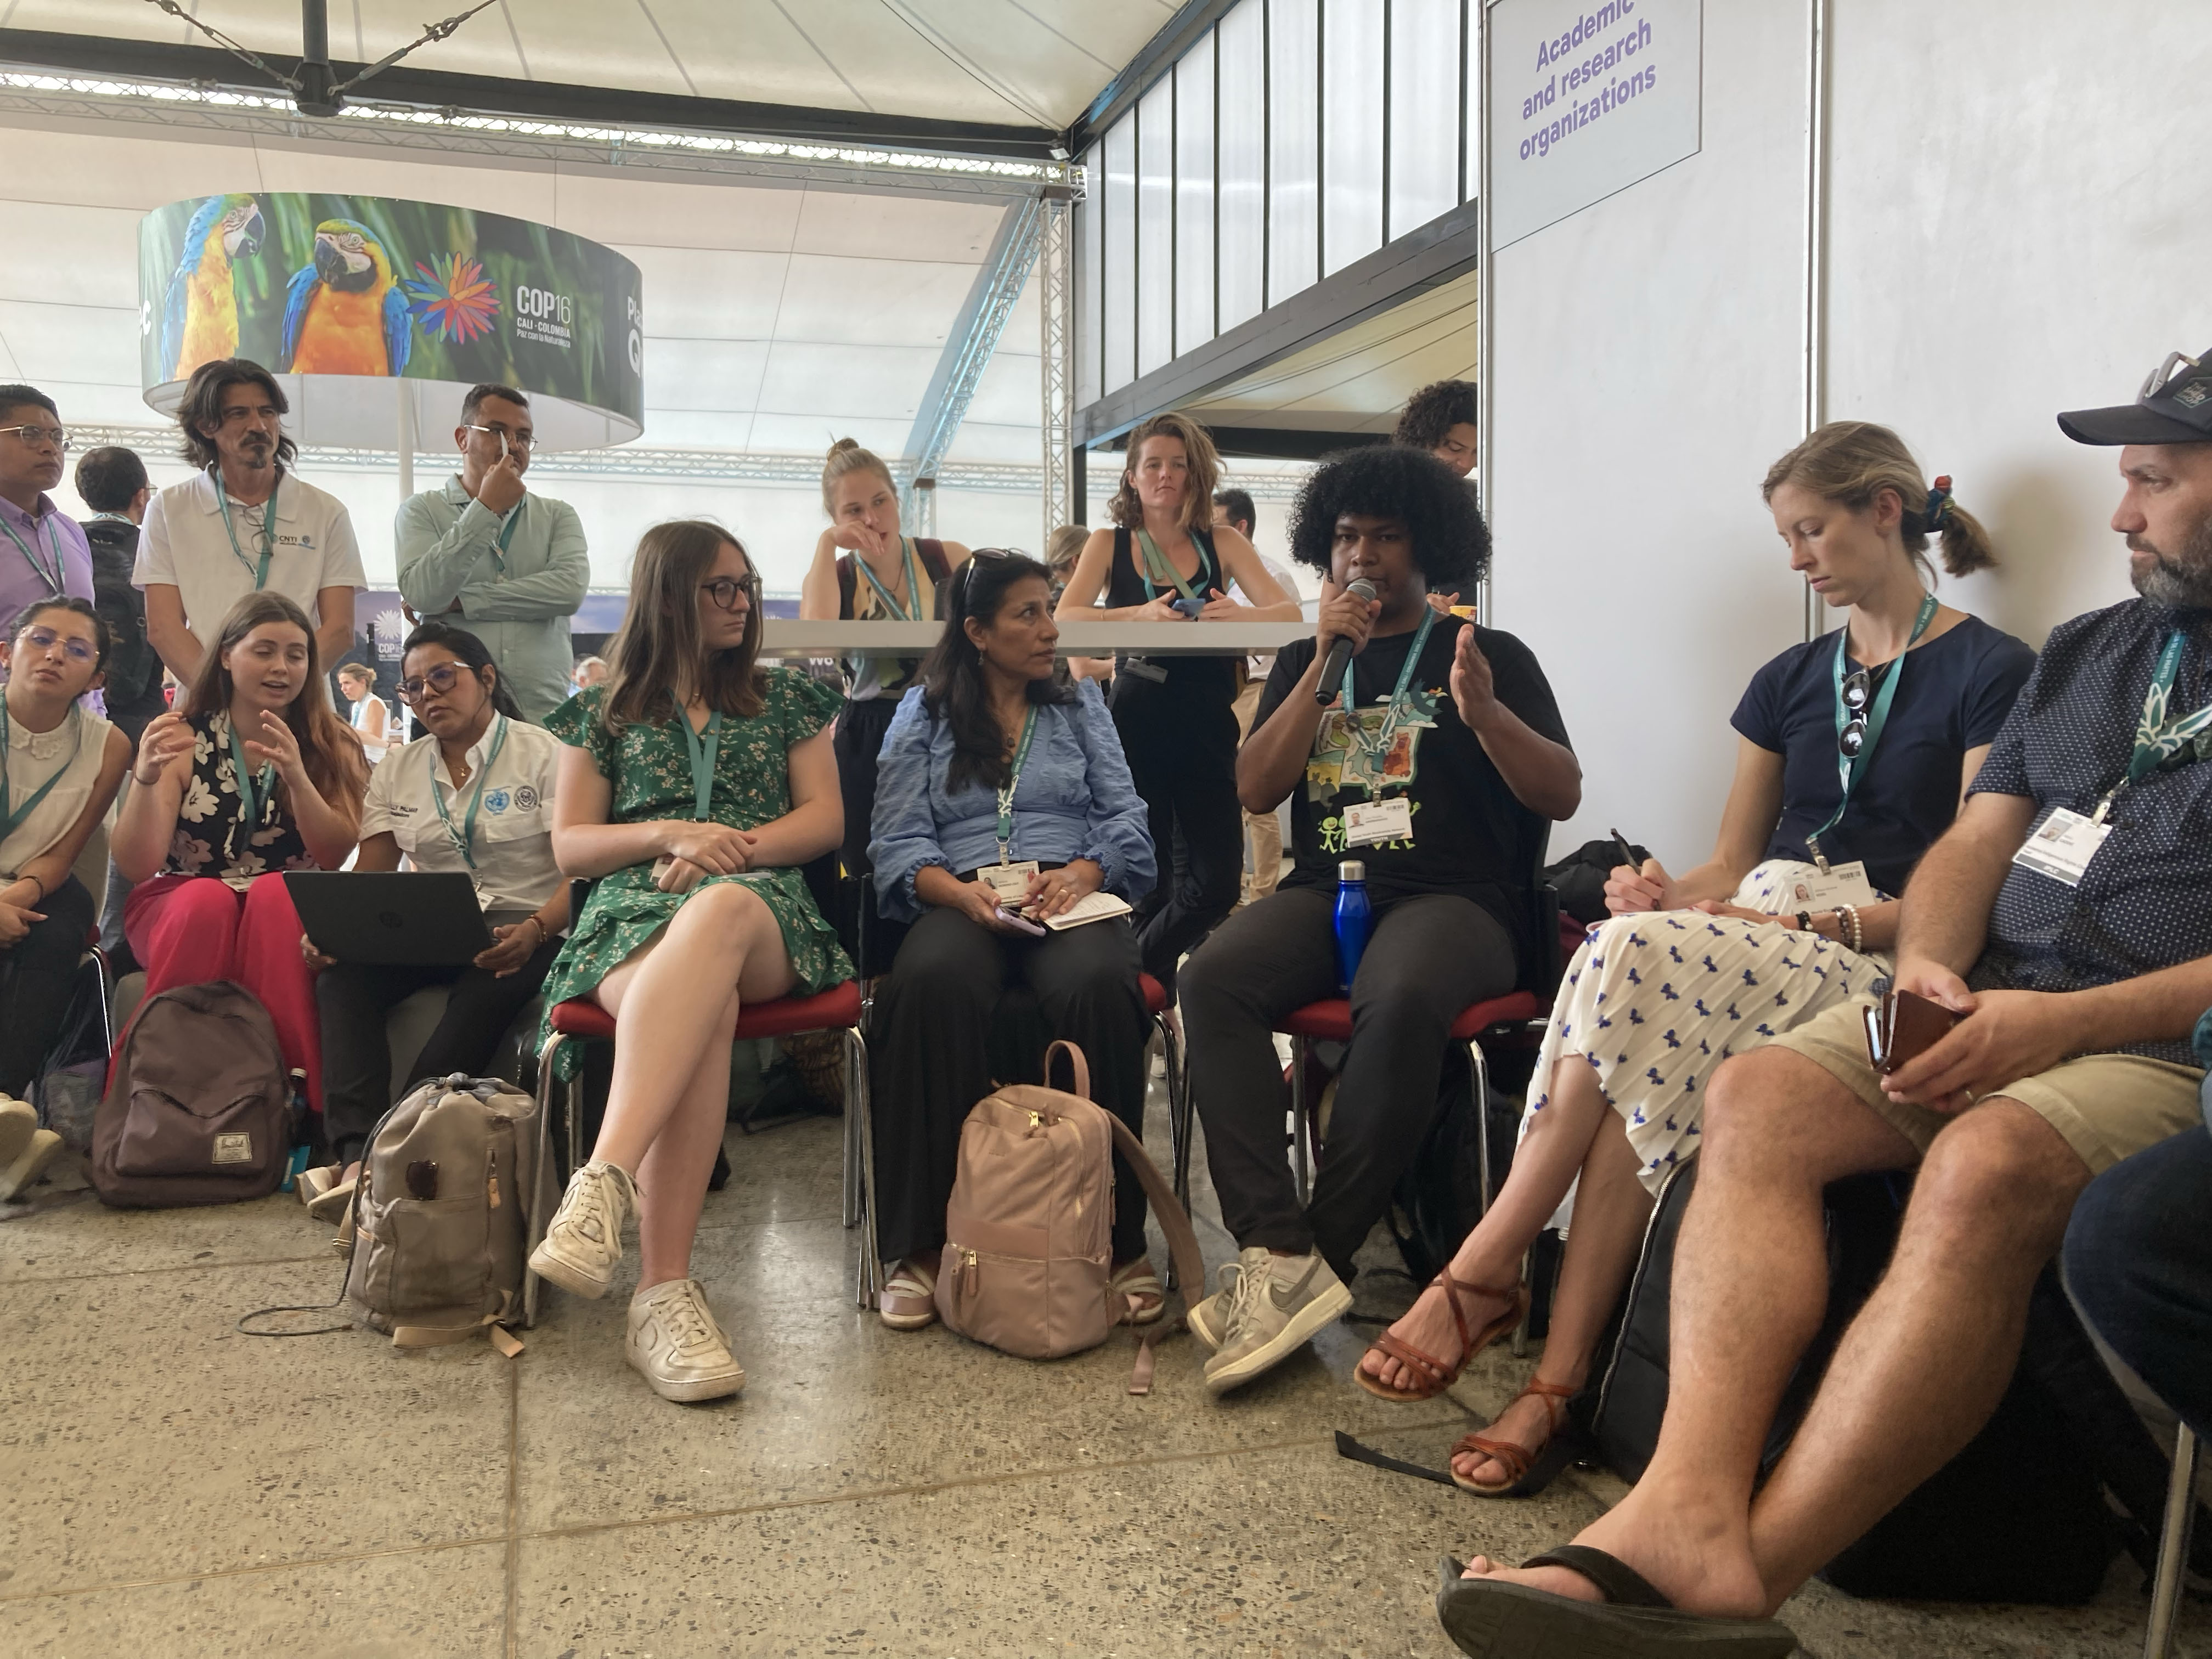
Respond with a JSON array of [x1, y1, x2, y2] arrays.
[[935, 1041, 1204, 1386]]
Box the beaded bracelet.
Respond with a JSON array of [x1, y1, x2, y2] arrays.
[[1830, 903, 1863, 953]]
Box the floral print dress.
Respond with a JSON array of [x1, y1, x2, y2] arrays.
[[537, 672, 854, 1073], [163, 710, 314, 885]]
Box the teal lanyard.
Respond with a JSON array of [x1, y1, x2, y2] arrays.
[[680, 709, 721, 820], [855, 538, 924, 621], [215, 474, 276, 590], [994, 707, 1039, 864], [225, 718, 276, 832], [0, 701, 82, 839], [488, 503, 522, 575], [1807, 593, 1937, 862], [1134, 529, 1205, 605], [0, 510, 66, 597], [2097, 629, 2212, 821], [428, 716, 508, 870]]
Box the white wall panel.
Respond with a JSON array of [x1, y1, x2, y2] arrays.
[[1175, 35, 1218, 357], [1135, 79, 1176, 377], [1387, 0, 1462, 238], [1216, 0, 1268, 332], [1322, 0, 1385, 276], [1268, 0, 1321, 304], [1102, 116, 1138, 392]]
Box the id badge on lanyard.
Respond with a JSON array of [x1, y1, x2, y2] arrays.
[[977, 708, 1041, 902], [1340, 609, 1436, 849]]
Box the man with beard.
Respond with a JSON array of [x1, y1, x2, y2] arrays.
[[1441, 353, 2212, 1657], [136, 358, 365, 680]]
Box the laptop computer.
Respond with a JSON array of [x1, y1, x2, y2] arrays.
[[284, 871, 496, 967]]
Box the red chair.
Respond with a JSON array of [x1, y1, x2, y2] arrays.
[[535, 980, 877, 1306]]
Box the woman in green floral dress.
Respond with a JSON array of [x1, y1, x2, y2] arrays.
[[529, 521, 851, 1404]]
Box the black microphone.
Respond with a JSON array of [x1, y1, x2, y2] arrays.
[[1314, 579, 1377, 706]]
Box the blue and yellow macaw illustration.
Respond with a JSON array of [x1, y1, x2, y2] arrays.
[[280, 218, 413, 377], [160, 193, 265, 382]]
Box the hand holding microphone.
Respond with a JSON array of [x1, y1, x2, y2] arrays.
[[1314, 578, 1380, 706]]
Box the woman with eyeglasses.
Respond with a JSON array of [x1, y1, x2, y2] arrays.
[[864, 552, 1157, 1328], [529, 521, 850, 1403], [1053, 412, 1299, 994], [799, 439, 973, 970], [294, 622, 568, 1226], [112, 590, 369, 1115], [1353, 423, 2036, 1500], [0, 600, 129, 1188]]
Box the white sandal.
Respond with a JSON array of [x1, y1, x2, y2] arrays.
[[878, 1259, 939, 1329], [1110, 1258, 1166, 1327]]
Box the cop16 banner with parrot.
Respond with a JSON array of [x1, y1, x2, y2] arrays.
[[137, 193, 644, 440]]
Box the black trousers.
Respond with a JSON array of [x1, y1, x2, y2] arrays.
[[1181, 883, 1516, 1282], [0, 874, 96, 1096], [315, 936, 561, 1164], [1115, 685, 1242, 990], [870, 905, 1151, 1265], [833, 695, 910, 976]]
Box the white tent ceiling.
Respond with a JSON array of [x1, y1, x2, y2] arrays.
[[2, 0, 1177, 129]]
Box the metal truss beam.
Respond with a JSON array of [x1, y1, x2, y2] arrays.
[[1039, 195, 1075, 544]]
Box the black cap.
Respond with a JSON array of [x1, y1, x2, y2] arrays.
[[2058, 349, 2212, 445]]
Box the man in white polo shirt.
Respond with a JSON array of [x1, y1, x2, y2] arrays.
[[136, 357, 366, 679]]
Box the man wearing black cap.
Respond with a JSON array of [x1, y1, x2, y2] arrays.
[[1442, 352, 2212, 1652]]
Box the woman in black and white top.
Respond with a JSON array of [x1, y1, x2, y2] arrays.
[[298, 622, 567, 1221], [1053, 413, 1298, 990]]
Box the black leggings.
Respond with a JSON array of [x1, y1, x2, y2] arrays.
[[315, 936, 561, 1164], [0, 874, 96, 1096], [1181, 883, 1517, 1282], [1115, 689, 1243, 990], [868, 905, 1151, 1266]]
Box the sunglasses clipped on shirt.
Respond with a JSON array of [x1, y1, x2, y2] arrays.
[[698, 573, 763, 611], [1837, 663, 1893, 759]]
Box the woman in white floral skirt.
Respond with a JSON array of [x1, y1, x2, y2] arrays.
[[1351, 424, 2039, 1498]]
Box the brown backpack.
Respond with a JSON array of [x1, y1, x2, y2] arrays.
[[343, 1073, 557, 1349], [92, 980, 294, 1208], [935, 1041, 1204, 1383]]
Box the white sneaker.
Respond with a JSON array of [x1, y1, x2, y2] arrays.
[[0, 1097, 59, 1202], [528, 1160, 637, 1299], [1202, 1246, 1352, 1396], [627, 1278, 747, 1402], [1187, 1259, 1248, 1353]]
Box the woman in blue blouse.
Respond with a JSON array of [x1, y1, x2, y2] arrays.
[[867, 552, 1157, 1330]]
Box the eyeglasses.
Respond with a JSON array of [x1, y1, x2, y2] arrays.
[[467, 425, 536, 450], [17, 627, 94, 662], [0, 425, 67, 453], [396, 662, 470, 703], [1837, 665, 1888, 758], [698, 574, 762, 611]]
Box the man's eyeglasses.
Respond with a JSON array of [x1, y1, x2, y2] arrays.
[[699, 574, 762, 611], [467, 425, 536, 451], [1837, 665, 1889, 758], [16, 628, 94, 662], [0, 425, 68, 453], [396, 662, 470, 703]]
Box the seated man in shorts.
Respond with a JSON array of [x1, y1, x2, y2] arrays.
[[1443, 351, 2212, 1649]]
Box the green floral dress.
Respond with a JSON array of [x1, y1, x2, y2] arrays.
[[537, 672, 854, 1074]]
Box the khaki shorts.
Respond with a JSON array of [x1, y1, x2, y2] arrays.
[[1770, 996, 2205, 1176]]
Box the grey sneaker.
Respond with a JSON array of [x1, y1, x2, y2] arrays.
[[1187, 1260, 1247, 1353], [627, 1278, 747, 1402], [528, 1160, 638, 1299], [1202, 1246, 1353, 1396]]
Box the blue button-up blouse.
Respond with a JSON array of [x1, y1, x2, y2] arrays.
[[868, 678, 1155, 922]]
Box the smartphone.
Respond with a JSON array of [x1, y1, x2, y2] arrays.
[[1862, 989, 1961, 1075], [996, 906, 1048, 937], [1170, 594, 1205, 619]]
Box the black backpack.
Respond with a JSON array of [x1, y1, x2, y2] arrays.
[[1581, 1158, 2168, 1605]]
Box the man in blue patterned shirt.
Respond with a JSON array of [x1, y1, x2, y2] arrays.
[[1448, 351, 2212, 1647]]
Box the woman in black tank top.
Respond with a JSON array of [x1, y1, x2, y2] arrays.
[[1053, 412, 1299, 990]]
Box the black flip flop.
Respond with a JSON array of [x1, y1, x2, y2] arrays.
[[1435, 1545, 1800, 1657]]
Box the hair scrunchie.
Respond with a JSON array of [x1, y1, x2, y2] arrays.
[[1922, 475, 1954, 530]]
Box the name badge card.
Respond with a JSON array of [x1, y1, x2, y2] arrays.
[[977, 861, 1040, 903], [1344, 798, 1413, 847], [1802, 861, 1878, 907], [2011, 809, 2110, 888]]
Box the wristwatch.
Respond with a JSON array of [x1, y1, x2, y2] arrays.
[[1793, 910, 1813, 932]]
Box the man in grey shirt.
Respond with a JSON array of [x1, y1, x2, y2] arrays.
[[396, 384, 588, 723]]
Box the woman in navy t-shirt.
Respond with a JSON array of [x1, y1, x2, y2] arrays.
[[1353, 422, 2034, 1498]]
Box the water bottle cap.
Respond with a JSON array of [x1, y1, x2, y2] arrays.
[[1338, 860, 1366, 882]]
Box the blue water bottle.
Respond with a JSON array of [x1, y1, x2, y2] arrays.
[[1333, 859, 1373, 994]]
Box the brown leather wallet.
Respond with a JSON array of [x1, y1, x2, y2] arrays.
[[1861, 989, 1961, 1075]]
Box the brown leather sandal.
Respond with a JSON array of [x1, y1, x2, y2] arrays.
[[1451, 1377, 1577, 1496], [1355, 1270, 1528, 1402]]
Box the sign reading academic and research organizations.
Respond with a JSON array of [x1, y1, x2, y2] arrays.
[[136, 193, 644, 433], [1487, 0, 1703, 248]]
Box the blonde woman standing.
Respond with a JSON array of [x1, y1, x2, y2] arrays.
[[1054, 413, 1298, 990], [800, 440, 971, 962]]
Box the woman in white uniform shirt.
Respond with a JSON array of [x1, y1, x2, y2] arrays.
[[0, 599, 129, 1175], [298, 621, 567, 1218]]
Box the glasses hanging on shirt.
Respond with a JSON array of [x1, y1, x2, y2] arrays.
[[1837, 663, 1892, 759]]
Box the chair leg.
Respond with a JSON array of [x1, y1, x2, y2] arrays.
[[1290, 1035, 1312, 1207], [2146, 1422, 2199, 1659], [845, 1027, 879, 1310], [1156, 1012, 1186, 1291], [840, 1045, 861, 1229], [1470, 1037, 1494, 1220]]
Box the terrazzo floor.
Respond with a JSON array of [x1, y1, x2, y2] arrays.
[[1, 1066, 2203, 1657]]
